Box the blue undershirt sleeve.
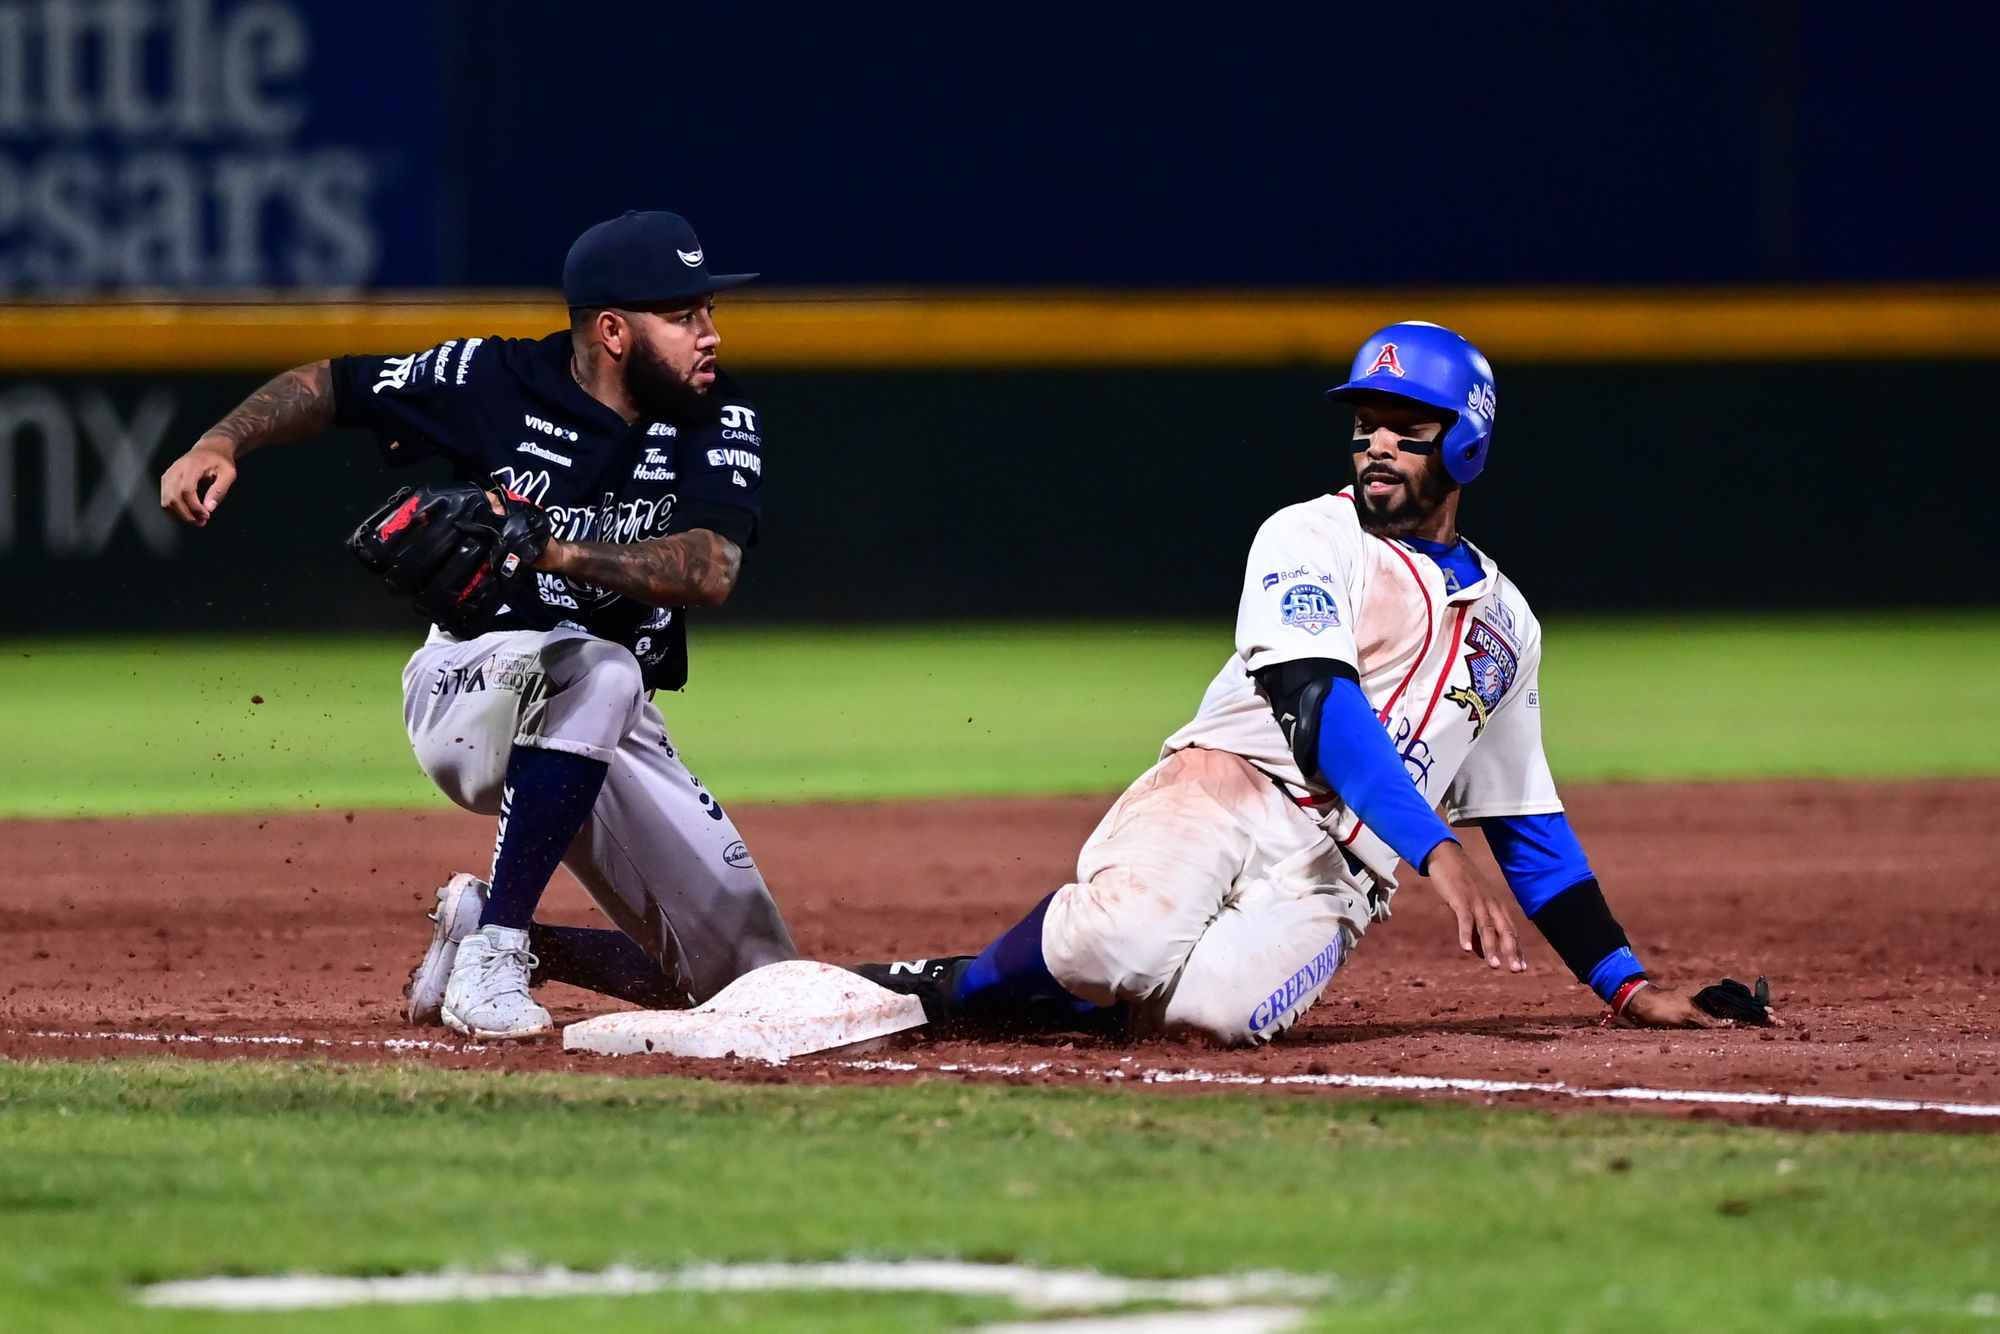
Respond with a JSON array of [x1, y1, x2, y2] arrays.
[[1478, 811, 1593, 914], [1482, 813, 1646, 1001], [1314, 677, 1456, 870]]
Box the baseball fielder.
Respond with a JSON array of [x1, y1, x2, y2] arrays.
[[159, 210, 796, 1040], [861, 322, 1774, 1042]]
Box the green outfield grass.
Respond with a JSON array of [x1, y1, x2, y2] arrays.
[[1, 1060, 1995, 1332], [1, 613, 1994, 818]]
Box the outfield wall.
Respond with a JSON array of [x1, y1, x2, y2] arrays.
[[4, 2, 1993, 294], [2, 294, 1988, 632]]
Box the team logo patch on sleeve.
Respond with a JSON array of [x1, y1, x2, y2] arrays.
[[1278, 583, 1341, 634], [1445, 618, 1518, 737]]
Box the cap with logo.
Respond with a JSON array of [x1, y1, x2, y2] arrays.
[[562, 211, 759, 309]]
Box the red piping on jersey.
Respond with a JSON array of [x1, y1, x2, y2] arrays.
[[1339, 603, 1472, 850], [1408, 604, 1471, 748], [1373, 539, 1435, 722], [1332, 490, 1434, 722], [1324, 490, 1454, 850]]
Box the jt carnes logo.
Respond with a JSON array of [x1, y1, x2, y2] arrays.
[[717, 404, 761, 446]]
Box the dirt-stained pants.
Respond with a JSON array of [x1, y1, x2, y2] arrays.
[[1041, 745, 1380, 1045]]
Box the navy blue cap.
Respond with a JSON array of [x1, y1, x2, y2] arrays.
[[561, 211, 758, 308]]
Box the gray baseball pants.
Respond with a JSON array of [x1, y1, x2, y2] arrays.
[[402, 626, 797, 1006]]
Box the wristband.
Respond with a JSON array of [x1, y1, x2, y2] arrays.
[[1609, 976, 1650, 1018]]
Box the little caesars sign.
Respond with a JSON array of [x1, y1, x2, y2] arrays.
[[0, 0, 422, 291]]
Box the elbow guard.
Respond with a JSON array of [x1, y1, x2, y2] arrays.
[[1253, 658, 1357, 782]]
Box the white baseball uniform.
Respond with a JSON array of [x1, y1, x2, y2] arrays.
[[1040, 486, 1560, 1044]]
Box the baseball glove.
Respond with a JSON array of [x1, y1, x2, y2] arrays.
[[1692, 975, 1775, 1025], [347, 480, 553, 638]]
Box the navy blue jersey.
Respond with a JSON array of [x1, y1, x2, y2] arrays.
[[330, 331, 765, 691]]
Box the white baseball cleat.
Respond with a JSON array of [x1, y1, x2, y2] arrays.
[[404, 873, 489, 1026], [441, 925, 554, 1041]]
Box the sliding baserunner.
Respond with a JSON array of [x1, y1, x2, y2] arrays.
[[860, 322, 1775, 1042]]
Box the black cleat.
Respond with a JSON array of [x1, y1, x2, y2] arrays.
[[852, 956, 1130, 1041], [850, 956, 973, 1025]]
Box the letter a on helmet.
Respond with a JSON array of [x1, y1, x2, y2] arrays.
[[1326, 321, 1497, 484], [1367, 343, 1406, 377]]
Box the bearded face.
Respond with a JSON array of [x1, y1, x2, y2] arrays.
[[1352, 442, 1457, 536], [1347, 396, 1458, 537], [623, 331, 710, 421], [618, 301, 721, 422]]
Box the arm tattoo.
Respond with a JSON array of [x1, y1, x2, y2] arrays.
[[548, 528, 743, 608], [203, 360, 336, 455]]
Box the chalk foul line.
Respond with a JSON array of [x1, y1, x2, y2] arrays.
[[136, 1259, 1331, 1319], [17, 1027, 2000, 1119], [119, 1259, 2000, 1325], [24, 1027, 481, 1053], [838, 1058, 2000, 1118]]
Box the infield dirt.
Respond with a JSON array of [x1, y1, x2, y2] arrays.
[[4, 779, 1996, 1132]]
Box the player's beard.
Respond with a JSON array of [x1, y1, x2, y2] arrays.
[[1353, 459, 1456, 537], [624, 339, 713, 424]]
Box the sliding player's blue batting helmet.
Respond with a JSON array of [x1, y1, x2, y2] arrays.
[[1327, 322, 1496, 484]]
